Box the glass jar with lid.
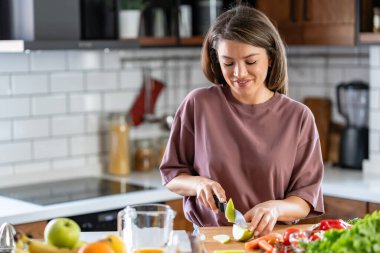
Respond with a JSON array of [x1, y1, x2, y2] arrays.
[[155, 136, 168, 167], [108, 112, 131, 176], [134, 139, 155, 172]]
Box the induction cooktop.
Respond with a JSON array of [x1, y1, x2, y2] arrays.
[[0, 177, 151, 205]]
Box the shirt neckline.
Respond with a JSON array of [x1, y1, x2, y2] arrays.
[[222, 84, 281, 112]]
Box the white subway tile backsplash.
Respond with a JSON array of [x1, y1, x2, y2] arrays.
[[120, 69, 143, 89], [328, 56, 360, 66], [370, 132, 380, 152], [69, 93, 101, 112], [34, 138, 68, 159], [150, 68, 165, 81], [14, 118, 49, 139], [314, 67, 326, 85], [370, 68, 380, 87], [370, 88, 380, 109], [327, 46, 360, 55], [32, 95, 66, 116], [30, 51, 66, 71], [299, 86, 328, 99], [370, 46, 380, 67], [86, 113, 107, 133], [52, 157, 86, 170], [70, 135, 102, 155], [11, 74, 48, 95], [103, 51, 122, 70], [87, 154, 106, 165], [0, 97, 29, 119], [342, 67, 369, 83], [0, 75, 10, 95], [370, 111, 380, 131], [52, 115, 85, 136], [0, 142, 32, 164], [86, 71, 118, 91], [104, 91, 136, 112], [14, 161, 50, 174], [68, 51, 101, 70], [0, 165, 13, 176], [0, 121, 11, 141], [0, 53, 29, 73], [51, 72, 84, 92], [326, 68, 344, 85], [288, 67, 315, 83], [191, 67, 208, 85]]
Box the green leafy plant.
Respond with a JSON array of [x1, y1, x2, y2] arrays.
[[306, 211, 380, 253], [120, 0, 145, 10]]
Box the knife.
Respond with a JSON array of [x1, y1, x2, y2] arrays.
[[214, 196, 248, 228]]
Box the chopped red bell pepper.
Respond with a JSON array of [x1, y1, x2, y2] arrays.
[[313, 219, 352, 231], [309, 233, 323, 241], [282, 228, 307, 246]]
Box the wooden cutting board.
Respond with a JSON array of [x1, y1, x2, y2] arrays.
[[199, 224, 311, 253], [303, 97, 332, 162]]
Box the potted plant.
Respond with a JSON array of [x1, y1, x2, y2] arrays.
[[118, 0, 145, 39]]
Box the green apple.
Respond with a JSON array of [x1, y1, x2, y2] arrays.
[[225, 198, 235, 223], [44, 217, 81, 249], [232, 224, 254, 242]]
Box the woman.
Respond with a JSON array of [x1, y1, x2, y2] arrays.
[[159, 5, 324, 236]]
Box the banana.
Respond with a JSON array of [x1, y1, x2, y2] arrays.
[[28, 240, 77, 253], [15, 248, 27, 253], [14, 231, 31, 252]]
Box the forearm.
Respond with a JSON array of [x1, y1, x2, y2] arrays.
[[276, 196, 311, 222], [165, 174, 201, 196]]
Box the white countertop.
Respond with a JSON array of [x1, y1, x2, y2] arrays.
[[1, 165, 380, 225], [0, 170, 181, 225]]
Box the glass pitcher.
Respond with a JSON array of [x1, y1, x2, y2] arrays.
[[118, 204, 176, 253]]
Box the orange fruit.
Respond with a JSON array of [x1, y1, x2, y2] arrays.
[[78, 241, 115, 253]]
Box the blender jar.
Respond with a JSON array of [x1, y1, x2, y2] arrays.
[[118, 204, 176, 253]]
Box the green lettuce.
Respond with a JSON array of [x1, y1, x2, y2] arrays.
[[306, 211, 380, 253]]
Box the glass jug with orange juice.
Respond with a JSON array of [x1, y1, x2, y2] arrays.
[[118, 204, 176, 253]]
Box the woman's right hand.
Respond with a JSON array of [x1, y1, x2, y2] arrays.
[[195, 177, 226, 213]]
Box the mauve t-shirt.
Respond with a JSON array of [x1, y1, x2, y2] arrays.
[[159, 85, 324, 227]]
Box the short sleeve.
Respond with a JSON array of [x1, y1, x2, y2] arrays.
[[159, 97, 196, 185], [286, 108, 324, 217]]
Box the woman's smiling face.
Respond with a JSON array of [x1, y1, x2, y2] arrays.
[[217, 39, 271, 104]]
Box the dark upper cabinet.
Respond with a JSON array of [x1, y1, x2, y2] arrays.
[[255, 0, 356, 45], [0, 0, 362, 51]]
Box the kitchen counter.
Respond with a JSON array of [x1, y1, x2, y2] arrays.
[[1, 165, 379, 225], [0, 170, 180, 225]]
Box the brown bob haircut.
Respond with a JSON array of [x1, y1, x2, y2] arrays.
[[201, 5, 288, 95]]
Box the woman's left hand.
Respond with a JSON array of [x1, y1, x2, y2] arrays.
[[244, 200, 280, 237]]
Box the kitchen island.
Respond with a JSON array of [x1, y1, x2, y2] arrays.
[[0, 165, 379, 231]]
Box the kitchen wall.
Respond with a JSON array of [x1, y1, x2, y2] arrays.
[[0, 46, 372, 179], [364, 46, 380, 176]]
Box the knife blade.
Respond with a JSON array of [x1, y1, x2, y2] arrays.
[[214, 196, 248, 228]]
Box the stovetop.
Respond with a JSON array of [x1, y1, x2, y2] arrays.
[[0, 177, 151, 205]]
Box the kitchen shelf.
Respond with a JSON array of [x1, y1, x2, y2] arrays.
[[359, 32, 380, 44], [137, 36, 178, 47], [179, 36, 204, 46], [0, 39, 139, 52], [0, 36, 205, 52]]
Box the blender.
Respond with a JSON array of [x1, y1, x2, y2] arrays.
[[336, 80, 369, 169]]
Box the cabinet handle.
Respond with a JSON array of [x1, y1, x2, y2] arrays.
[[303, 0, 310, 21], [290, 0, 297, 22]]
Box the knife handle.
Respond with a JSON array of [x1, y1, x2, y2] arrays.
[[213, 195, 225, 212]]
